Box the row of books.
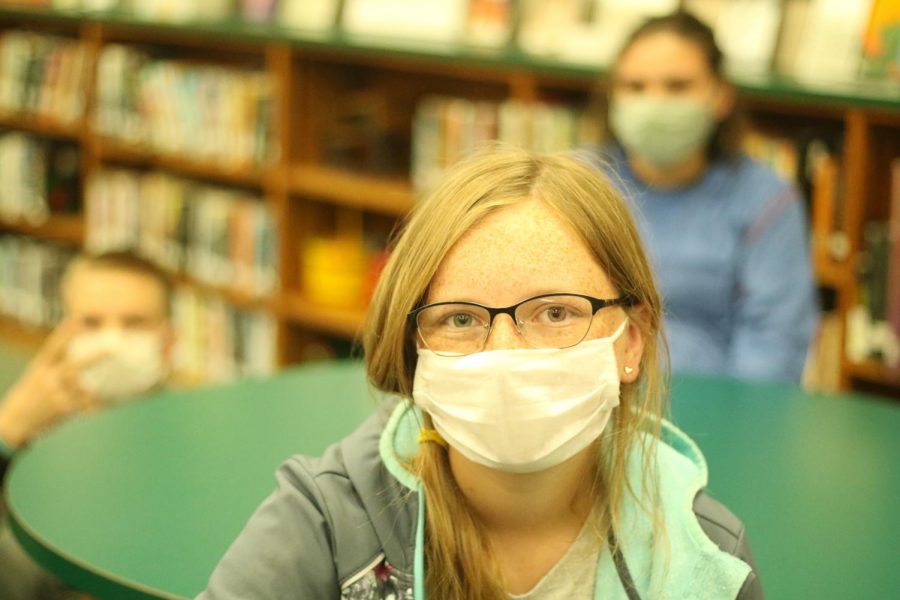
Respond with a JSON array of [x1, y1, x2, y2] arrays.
[[94, 44, 277, 167], [85, 169, 279, 297], [27, 0, 899, 82], [171, 285, 277, 384], [0, 30, 88, 123], [516, 0, 894, 81], [0, 131, 80, 224], [41, 0, 333, 29], [411, 96, 601, 192], [0, 235, 72, 329], [847, 158, 900, 368]]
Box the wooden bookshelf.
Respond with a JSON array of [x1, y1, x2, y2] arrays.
[[0, 6, 898, 391], [171, 273, 278, 313], [94, 137, 270, 189], [0, 112, 82, 140], [282, 292, 366, 339], [289, 164, 414, 216], [846, 359, 900, 389], [0, 214, 84, 245], [0, 316, 49, 353]]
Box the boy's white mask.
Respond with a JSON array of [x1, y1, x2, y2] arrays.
[[68, 328, 168, 404]]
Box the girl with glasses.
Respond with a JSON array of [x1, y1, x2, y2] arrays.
[[200, 147, 761, 599]]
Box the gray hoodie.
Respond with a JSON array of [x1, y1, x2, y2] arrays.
[[199, 401, 762, 599]]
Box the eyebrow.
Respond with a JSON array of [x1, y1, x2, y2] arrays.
[[425, 289, 607, 304]]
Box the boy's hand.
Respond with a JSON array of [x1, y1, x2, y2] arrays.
[[0, 320, 101, 450]]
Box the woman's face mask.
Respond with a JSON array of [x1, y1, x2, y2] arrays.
[[608, 30, 729, 170], [609, 95, 716, 169]]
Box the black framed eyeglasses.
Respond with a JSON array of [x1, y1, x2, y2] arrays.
[[408, 293, 635, 356]]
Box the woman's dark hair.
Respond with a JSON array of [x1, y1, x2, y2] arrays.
[[608, 10, 744, 161]]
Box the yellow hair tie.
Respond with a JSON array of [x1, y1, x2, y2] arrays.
[[418, 428, 448, 448]]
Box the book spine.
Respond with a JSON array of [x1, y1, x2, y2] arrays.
[[86, 168, 279, 297], [94, 46, 276, 167]]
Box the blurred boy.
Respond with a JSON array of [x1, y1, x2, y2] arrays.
[[0, 251, 173, 599]]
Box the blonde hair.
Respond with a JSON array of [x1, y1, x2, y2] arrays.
[[363, 147, 668, 599]]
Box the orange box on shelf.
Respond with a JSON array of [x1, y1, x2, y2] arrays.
[[301, 236, 369, 310]]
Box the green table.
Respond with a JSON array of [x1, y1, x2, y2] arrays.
[[5, 361, 900, 599]]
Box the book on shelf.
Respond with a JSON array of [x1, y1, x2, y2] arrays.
[[802, 310, 842, 391], [847, 220, 900, 368], [411, 95, 601, 192], [129, 0, 233, 22], [0, 30, 88, 124], [0, 132, 81, 225], [518, 0, 678, 66], [86, 169, 279, 298], [171, 285, 277, 385], [805, 139, 848, 265], [279, 0, 342, 31], [860, 0, 900, 81], [685, 0, 782, 75], [777, 0, 873, 84], [94, 44, 278, 168], [342, 0, 469, 44], [773, 0, 809, 76], [0, 235, 72, 330], [241, 0, 279, 23], [51, 0, 119, 9], [465, 0, 513, 48]]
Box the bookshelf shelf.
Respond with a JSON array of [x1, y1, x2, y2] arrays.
[[95, 138, 269, 188], [0, 112, 82, 140], [814, 260, 850, 290], [171, 273, 278, 312], [282, 292, 365, 339], [846, 359, 900, 388], [0, 215, 84, 245], [0, 316, 48, 353], [289, 164, 414, 216]]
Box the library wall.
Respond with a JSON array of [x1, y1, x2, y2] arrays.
[[0, 1, 898, 393]]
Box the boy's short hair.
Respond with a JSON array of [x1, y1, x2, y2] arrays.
[[62, 250, 173, 315]]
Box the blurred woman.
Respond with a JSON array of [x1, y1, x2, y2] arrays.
[[591, 11, 818, 382]]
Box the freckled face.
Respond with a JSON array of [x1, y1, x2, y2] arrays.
[[426, 199, 624, 350]]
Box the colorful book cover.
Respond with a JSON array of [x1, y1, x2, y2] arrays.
[[860, 0, 900, 80]]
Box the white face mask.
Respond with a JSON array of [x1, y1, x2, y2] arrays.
[[68, 328, 168, 404], [412, 320, 627, 473], [610, 96, 716, 169]]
